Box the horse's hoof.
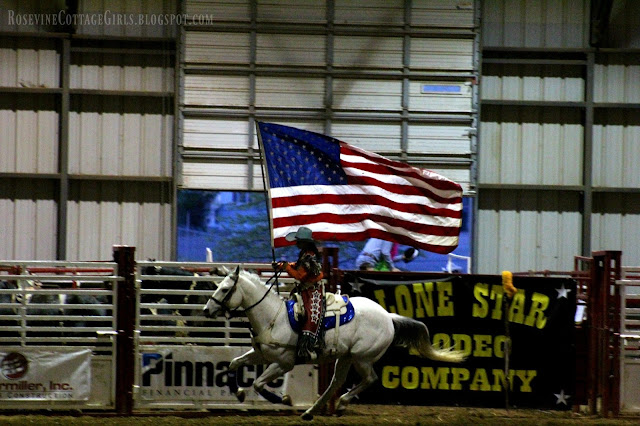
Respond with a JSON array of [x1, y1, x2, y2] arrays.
[[282, 394, 292, 406], [335, 406, 346, 417], [301, 412, 314, 421], [235, 388, 246, 403]]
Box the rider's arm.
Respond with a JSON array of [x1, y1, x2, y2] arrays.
[[285, 262, 324, 283]]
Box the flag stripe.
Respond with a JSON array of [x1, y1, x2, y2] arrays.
[[272, 212, 461, 236], [341, 144, 462, 193], [271, 185, 461, 215], [257, 122, 464, 254], [344, 172, 462, 205], [273, 226, 459, 254], [342, 161, 461, 201], [271, 194, 461, 224], [273, 222, 460, 246]]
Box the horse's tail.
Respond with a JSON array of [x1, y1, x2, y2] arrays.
[[391, 314, 466, 363]]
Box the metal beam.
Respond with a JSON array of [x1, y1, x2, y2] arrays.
[[582, 52, 595, 257], [57, 37, 70, 261], [590, 0, 614, 46]]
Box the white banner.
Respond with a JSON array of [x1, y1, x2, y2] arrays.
[[0, 348, 91, 401], [140, 346, 290, 402]]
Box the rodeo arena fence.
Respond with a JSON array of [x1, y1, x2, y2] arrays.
[[0, 246, 638, 417]]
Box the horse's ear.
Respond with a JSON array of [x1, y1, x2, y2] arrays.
[[234, 265, 240, 276]]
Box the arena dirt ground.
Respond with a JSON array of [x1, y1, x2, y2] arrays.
[[0, 405, 639, 426]]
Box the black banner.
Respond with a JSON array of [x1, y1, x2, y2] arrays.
[[341, 272, 576, 409]]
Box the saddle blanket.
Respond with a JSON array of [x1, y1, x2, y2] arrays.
[[286, 296, 355, 333]]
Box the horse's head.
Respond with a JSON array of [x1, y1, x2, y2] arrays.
[[203, 266, 243, 319]]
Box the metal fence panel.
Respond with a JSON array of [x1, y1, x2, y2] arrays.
[[0, 261, 120, 410]]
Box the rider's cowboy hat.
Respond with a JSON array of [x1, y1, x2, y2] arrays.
[[285, 227, 314, 243]]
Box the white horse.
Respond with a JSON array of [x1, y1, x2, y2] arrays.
[[203, 267, 465, 420]]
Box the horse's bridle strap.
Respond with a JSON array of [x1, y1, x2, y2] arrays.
[[209, 270, 241, 310], [209, 269, 282, 317]]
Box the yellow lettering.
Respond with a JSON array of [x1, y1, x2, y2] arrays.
[[420, 367, 450, 390], [524, 293, 549, 329], [437, 281, 454, 316], [472, 334, 492, 357], [472, 283, 489, 318], [450, 368, 470, 390], [508, 290, 526, 324], [469, 368, 491, 391], [491, 369, 518, 391], [412, 282, 435, 318], [381, 366, 400, 389], [401, 366, 420, 389], [489, 284, 505, 320], [384, 365, 537, 393], [395, 285, 413, 317], [452, 334, 473, 357], [434, 333, 508, 359], [373, 289, 390, 312], [516, 370, 537, 392], [493, 335, 508, 358]]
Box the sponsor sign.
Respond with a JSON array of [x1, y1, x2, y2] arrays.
[[0, 348, 91, 401], [342, 273, 576, 409], [140, 346, 285, 401]]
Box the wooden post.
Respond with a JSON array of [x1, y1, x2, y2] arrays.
[[113, 245, 136, 415], [319, 247, 339, 414], [586, 253, 600, 415], [610, 251, 621, 417], [591, 250, 621, 417]]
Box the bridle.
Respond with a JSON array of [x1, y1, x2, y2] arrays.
[[207, 269, 282, 318]]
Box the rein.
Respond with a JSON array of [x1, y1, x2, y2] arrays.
[[210, 269, 283, 318]]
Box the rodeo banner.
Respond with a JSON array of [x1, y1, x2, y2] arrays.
[[0, 348, 91, 401], [139, 346, 317, 406], [341, 273, 576, 410]]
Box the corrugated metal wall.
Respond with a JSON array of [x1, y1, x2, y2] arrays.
[[479, 0, 640, 272], [0, 180, 57, 260], [0, 0, 175, 260], [480, 106, 583, 186], [180, 0, 478, 194], [592, 193, 640, 263], [66, 181, 172, 260], [477, 190, 581, 272], [482, 0, 589, 48], [3, 0, 639, 270]]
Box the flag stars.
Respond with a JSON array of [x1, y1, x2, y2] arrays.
[[260, 124, 348, 187]]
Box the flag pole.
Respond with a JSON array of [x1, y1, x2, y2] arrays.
[[255, 121, 277, 264]]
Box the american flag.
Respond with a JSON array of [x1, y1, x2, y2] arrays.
[[257, 122, 463, 254]]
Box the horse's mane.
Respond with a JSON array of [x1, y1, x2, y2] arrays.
[[240, 269, 282, 297], [241, 269, 263, 286]]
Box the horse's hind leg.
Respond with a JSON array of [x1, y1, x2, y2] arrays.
[[253, 362, 294, 405], [301, 357, 352, 421], [335, 360, 377, 415]]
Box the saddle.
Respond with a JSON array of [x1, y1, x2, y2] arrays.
[[286, 292, 355, 333]]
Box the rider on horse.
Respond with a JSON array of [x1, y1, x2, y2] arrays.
[[273, 227, 325, 362]]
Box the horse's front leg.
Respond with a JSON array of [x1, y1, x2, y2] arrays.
[[253, 362, 294, 406], [229, 348, 263, 370], [227, 349, 265, 402]]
